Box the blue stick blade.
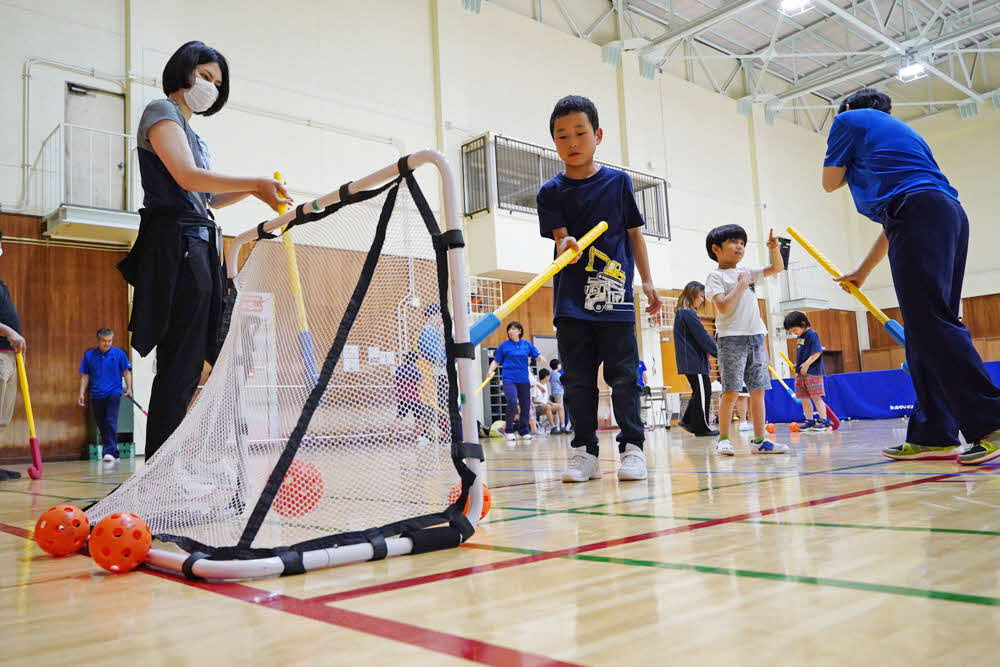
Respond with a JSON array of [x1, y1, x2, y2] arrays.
[[884, 319, 906, 347], [469, 313, 501, 346], [299, 330, 318, 381]]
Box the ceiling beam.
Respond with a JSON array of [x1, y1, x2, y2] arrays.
[[640, 0, 769, 52]]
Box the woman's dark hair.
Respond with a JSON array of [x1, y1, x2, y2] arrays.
[[783, 311, 811, 330], [549, 95, 600, 136], [162, 41, 230, 116], [507, 321, 524, 336], [705, 224, 748, 261], [676, 281, 706, 311], [549, 358, 561, 370], [838, 88, 891, 115], [538, 368, 551, 381]]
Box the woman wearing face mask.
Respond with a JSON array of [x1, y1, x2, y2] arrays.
[[119, 41, 292, 461]]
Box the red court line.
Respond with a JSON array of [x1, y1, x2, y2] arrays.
[[142, 570, 582, 667], [3, 521, 582, 667], [310, 473, 956, 604]]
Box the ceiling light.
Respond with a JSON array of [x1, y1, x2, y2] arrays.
[[779, 0, 813, 16], [896, 61, 927, 82]]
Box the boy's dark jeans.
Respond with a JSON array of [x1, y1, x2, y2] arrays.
[[884, 190, 1000, 445], [556, 317, 644, 457]]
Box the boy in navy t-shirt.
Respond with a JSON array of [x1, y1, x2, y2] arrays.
[[823, 88, 1000, 465], [537, 95, 661, 483], [783, 311, 830, 432]]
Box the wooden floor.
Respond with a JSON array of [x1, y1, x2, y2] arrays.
[[2, 419, 998, 666]]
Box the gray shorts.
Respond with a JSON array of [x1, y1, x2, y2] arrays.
[[717, 335, 770, 393]]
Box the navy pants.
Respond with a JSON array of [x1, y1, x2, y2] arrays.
[[884, 190, 1000, 445], [503, 381, 532, 436], [91, 393, 121, 458], [556, 317, 644, 456]]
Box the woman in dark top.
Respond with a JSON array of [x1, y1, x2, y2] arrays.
[[673, 281, 719, 436], [119, 41, 291, 461]]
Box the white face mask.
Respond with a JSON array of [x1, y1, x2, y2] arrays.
[[184, 77, 219, 113]]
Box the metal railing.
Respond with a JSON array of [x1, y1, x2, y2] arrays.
[[461, 134, 670, 240], [27, 123, 140, 216]]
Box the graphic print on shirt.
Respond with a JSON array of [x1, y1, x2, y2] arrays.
[[583, 246, 631, 313]]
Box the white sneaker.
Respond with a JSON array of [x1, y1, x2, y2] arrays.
[[751, 439, 790, 454], [562, 450, 601, 483], [102, 454, 115, 463], [617, 444, 647, 481], [739, 422, 754, 432], [716, 439, 735, 456], [504, 433, 517, 442], [521, 433, 533, 441]]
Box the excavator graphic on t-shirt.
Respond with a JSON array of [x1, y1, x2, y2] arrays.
[[583, 246, 631, 313]]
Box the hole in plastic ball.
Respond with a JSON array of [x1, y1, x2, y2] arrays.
[[101, 546, 111, 556], [112, 528, 123, 538], [133, 530, 142, 540]]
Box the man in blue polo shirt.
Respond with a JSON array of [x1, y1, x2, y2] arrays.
[[78, 328, 133, 462], [822, 88, 1000, 466]]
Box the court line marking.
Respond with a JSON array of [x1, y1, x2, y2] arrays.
[[496, 508, 1000, 537], [480, 460, 894, 525], [308, 473, 956, 604], [458, 544, 1000, 607], [0, 521, 583, 667]]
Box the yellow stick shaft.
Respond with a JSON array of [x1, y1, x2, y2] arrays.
[[474, 371, 495, 395], [15, 353, 36, 438], [779, 350, 796, 372], [768, 364, 794, 394], [496, 221, 609, 319], [274, 171, 310, 333], [785, 226, 889, 325]]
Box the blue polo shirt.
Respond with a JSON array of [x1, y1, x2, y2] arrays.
[[79, 347, 131, 398], [494, 339, 541, 383], [795, 328, 825, 376], [537, 167, 644, 323], [824, 109, 958, 222]]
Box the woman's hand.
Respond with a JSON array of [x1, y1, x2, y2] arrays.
[[254, 178, 293, 211], [834, 268, 868, 293]]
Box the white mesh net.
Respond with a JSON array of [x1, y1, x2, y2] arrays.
[[88, 179, 463, 556]]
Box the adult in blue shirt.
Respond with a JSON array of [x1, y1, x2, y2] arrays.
[[823, 88, 1000, 465], [673, 281, 719, 437], [78, 328, 133, 462], [489, 322, 545, 441]]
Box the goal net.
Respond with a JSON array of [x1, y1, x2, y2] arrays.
[[87, 154, 484, 580]]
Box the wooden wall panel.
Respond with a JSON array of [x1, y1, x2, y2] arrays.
[[962, 294, 1000, 339], [0, 213, 129, 462], [481, 282, 556, 348]]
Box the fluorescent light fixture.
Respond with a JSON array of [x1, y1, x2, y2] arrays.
[[463, 0, 483, 13], [601, 43, 623, 68], [896, 61, 927, 82], [779, 0, 813, 16]]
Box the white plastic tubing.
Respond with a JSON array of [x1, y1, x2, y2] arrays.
[[151, 151, 483, 580]]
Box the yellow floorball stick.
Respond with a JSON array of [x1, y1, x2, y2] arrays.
[[16, 352, 43, 479], [768, 364, 800, 403], [474, 371, 495, 396], [779, 349, 840, 428], [785, 226, 906, 349], [274, 171, 318, 380], [469, 221, 608, 344]]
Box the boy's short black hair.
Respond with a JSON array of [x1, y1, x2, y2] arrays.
[[549, 358, 560, 370], [538, 368, 550, 381], [705, 224, 748, 261], [838, 88, 891, 115], [783, 311, 811, 330], [549, 95, 599, 136], [162, 41, 230, 116]]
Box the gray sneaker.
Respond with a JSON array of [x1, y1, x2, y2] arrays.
[[617, 444, 647, 481]]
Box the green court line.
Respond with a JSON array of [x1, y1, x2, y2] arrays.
[[492, 507, 1000, 538], [480, 460, 892, 525], [462, 543, 1000, 606], [571, 554, 1000, 607]]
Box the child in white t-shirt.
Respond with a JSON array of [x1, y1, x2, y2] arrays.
[[704, 224, 789, 456]]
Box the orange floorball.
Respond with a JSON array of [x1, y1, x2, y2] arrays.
[[790, 422, 800, 432], [90, 513, 152, 573], [35, 505, 90, 556], [273, 460, 325, 518], [766, 423, 776, 434], [447, 482, 492, 520]]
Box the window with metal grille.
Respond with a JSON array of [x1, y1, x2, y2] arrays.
[[487, 135, 670, 240], [461, 136, 489, 216]]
